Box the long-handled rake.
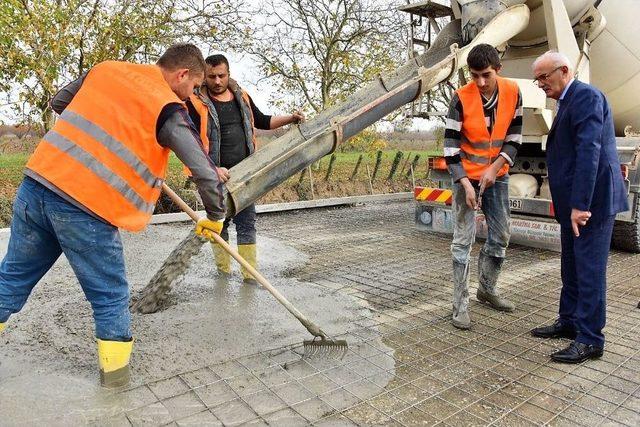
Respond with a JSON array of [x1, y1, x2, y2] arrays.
[[161, 183, 348, 359]]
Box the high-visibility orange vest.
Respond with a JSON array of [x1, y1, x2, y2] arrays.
[[190, 93, 210, 153], [456, 76, 519, 180], [182, 94, 211, 178], [27, 61, 183, 231]]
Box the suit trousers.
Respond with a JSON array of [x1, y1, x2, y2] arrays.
[[559, 214, 615, 348]]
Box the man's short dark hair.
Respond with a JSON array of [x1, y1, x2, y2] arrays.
[[205, 54, 230, 70], [157, 43, 205, 74], [467, 44, 501, 71]]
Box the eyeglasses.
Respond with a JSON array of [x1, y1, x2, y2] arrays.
[[532, 66, 563, 84]]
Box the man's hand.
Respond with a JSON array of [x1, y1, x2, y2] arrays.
[[479, 167, 498, 191], [195, 217, 224, 240], [291, 111, 305, 124], [460, 178, 477, 210], [570, 208, 591, 237], [479, 156, 506, 191], [216, 167, 230, 183]]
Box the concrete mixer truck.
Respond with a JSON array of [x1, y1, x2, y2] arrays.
[[403, 0, 640, 252], [146, 1, 637, 303]]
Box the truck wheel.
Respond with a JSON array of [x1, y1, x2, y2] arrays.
[[612, 195, 640, 253]]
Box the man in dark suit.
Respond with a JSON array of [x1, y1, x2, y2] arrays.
[[530, 51, 629, 363]]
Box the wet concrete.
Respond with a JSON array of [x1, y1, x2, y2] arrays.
[[0, 224, 391, 424]]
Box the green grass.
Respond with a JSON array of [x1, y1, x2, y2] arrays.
[[0, 154, 29, 190], [0, 148, 440, 227]]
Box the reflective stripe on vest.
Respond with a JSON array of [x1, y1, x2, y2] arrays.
[[456, 76, 518, 180], [27, 61, 182, 231], [60, 110, 158, 189], [42, 130, 157, 213]]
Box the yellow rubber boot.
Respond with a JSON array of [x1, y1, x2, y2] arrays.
[[211, 242, 231, 275], [0, 322, 5, 333], [97, 338, 133, 388], [238, 244, 258, 284]]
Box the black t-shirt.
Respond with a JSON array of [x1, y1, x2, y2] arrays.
[[213, 98, 249, 169], [186, 91, 272, 168]]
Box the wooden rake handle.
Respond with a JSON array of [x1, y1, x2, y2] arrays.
[[161, 183, 326, 338]]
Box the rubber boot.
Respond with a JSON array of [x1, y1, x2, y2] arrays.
[[0, 322, 5, 333], [477, 251, 515, 312], [97, 338, 133, 388], [238, 244, 258, 285], [452, 260, 471, 330], [211, 242, 231, 276]]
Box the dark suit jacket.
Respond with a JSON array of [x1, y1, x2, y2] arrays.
[[546, 80, 628, 227]]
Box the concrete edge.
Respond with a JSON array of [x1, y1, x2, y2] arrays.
[[149, 192, 413, 225], [0, 192, 413, 233]]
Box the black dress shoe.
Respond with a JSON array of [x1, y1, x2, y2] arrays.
[[531, 320, 577, 339], [551, 341, 603, 364]]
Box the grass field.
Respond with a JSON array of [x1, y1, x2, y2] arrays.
[[0, 147, 440, 227]]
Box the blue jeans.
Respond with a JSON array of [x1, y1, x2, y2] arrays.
[[221, 203, 256, 244], [451, 175, 511, 264], [0, 177, 131, 341]]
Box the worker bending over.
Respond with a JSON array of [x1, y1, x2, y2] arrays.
[[0, 44, 226, 387]]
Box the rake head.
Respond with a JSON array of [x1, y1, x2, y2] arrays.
[[302, 337, 348, 360]]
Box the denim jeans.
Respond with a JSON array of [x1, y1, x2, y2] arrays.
[[0, 177, 131, 341], [451, 175, 511, 264], [221, 203, 257, 245]]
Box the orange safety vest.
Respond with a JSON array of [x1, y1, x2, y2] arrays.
[[27, 61, 183, 231], [456, 76, 519, 180], [190, 93, 211, 152], [182, 94, 210, 177]]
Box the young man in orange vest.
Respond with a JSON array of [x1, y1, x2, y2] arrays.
[[0, 44, 226, 387], [443, 44, 523, 329], [186, 54, 304, 284]]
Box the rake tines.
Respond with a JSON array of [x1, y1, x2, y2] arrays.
[[302, 337, 348, 360]]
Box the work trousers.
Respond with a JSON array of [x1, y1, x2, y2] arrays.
[[451, 175, 511, 264], [559, 215, 614, 348], [0, 177, 131, 341], [220, 203, 257, 244]]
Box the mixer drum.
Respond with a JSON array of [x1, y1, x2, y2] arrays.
[[509, 0, 640, 135]]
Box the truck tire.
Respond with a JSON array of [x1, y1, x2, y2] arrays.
[[612, 195, 640, 253]]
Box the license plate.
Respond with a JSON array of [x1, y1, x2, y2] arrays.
[[509, 198, 523, 211]]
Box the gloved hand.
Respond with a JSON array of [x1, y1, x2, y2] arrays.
[[195, 217, 224, 240]]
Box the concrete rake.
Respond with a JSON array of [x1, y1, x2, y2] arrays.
[[160, 183, 348, 360]]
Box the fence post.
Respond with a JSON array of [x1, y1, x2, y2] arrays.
[[406, 154, 420, 178], [387, 151, 403, 181], [365, 163, 374, 194], [308, 166, 315, 199], [400, 151, 412, 175], [350, 154, 364, 181], [371, 150, 383, 181], [324, 153, 337, 181]]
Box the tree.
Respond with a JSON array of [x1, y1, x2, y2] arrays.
[[246, 0, 407, 114], [0, 0, 249, 130]]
